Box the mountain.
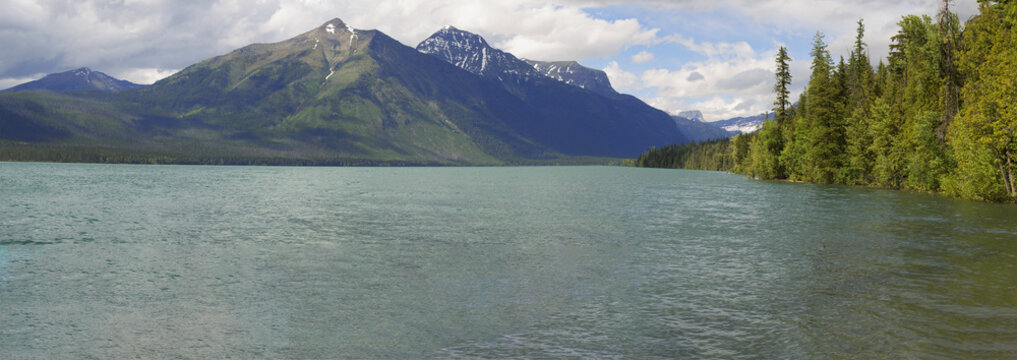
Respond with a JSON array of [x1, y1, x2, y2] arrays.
[[3, 68, 144, 93], [1, 18, 686, 164], [676, 110, 705, 122], [524, 60, 617, 97], [710, 113, 770, 134], [112, 19, 555, 163], [416, 26, 686, 157], [672, 116, 734, 142], [414, 26, 536, 81]]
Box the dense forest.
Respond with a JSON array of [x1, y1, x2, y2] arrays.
[[637, 1, 1016, 203]]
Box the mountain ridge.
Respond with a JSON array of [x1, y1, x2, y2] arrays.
[[416, 26, 687, 157], [2, 18, 689, 164], [524, 60, 617, 97], [2, 68, 144, 93]]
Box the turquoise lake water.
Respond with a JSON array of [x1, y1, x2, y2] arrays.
[[1, 162, 1015, 358]]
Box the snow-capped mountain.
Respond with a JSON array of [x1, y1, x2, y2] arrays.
[[674, 110, 769, 134], [416, 28, 618, 98], [710, 113, 771, 134], [3, 67, 144, 93], [416, 26, 689, 156], [2, 19, 692, 162], [524, 60, 617, 97], [676, 110, 705, 122], [671, 115, 734, 142], [415, 26, 537, 81]]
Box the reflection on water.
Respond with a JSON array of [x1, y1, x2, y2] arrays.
[[0, 163, 1015, 358]]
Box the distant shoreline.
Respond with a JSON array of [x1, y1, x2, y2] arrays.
[[0, 143, 624, 167]]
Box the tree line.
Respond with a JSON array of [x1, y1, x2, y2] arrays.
[[637, 1, 1016, 203]]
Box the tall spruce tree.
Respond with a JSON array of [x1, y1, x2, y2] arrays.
[[773, 46, 793, 126], [844, 19, 877, 184], [937, 0, 962, 141], [800, 32, 846, 183], [848, 19, 873, 109]]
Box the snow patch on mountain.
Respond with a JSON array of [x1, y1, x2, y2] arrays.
[[416, 26, 537, 80], [526, 60, 617, 97], [417, 26, 618, 98], [710, 113, 771, 134], [722, 123, 762, 133]]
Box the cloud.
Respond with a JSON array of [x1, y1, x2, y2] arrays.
[[0, 74, 45, 91], [631, 50, 654, 64], [0, 0, 976, 121], [639, 40, 774, 99], [0, 0, 660, 84], [603, 61, 641, 91], [112, 68, 181, 85], [716, 68, 771, 91], [647, 93, 774, 122], [665, 34, 756, 59], [620, 30, 807, 121]]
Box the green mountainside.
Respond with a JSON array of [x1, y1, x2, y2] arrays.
[[2, 18, 691, 165]]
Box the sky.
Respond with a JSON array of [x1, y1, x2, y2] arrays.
[[0, 0, 978, 122]]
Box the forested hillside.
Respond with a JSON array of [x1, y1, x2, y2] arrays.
[[637, 1, 1016, 203]]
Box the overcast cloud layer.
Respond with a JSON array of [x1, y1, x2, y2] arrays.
[[0, 0, 976, 121]]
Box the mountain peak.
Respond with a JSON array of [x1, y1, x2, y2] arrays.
[[429, 25, 489, 46], [317, 18, 358, 38], [3, 67, 142, 93], [525, 60, 617, 97], [416, 26, 530, 78], [676, 110, 705, 122]]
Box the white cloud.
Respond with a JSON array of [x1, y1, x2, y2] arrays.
[[647, 93, 775, 122], [635, 37, 776, 117], [0, 74, 44, 91], [0, 0, 978, 122], [665, 34, 757, 59], [631, 50, 654, 64], [112, 68, 180, 85], [603, 61, 641, 91], [0, 0, 660, 82]]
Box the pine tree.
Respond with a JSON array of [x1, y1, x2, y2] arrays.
[[848, 19, 874, 109], [773, 46, 793, 127], [936, 0, 962, 141], [950, 0, 1017, 202], [801, 32, 845, 184]]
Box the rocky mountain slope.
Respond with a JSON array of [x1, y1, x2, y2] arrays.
[[524, 60, 616, 97]]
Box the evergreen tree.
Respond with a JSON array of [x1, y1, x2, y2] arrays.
[[633, 3, 1015, 204], [936, 0, 962, 141], [773, 46, 793, 127], [848, 19, 874, 109], [800, 32, 845, 184], [949, 0, 1017, 202], [748, 119, 782, 179], [844, 20, 877, 184]]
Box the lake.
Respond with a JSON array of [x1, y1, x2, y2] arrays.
[[1, 162, 1015, 358]]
